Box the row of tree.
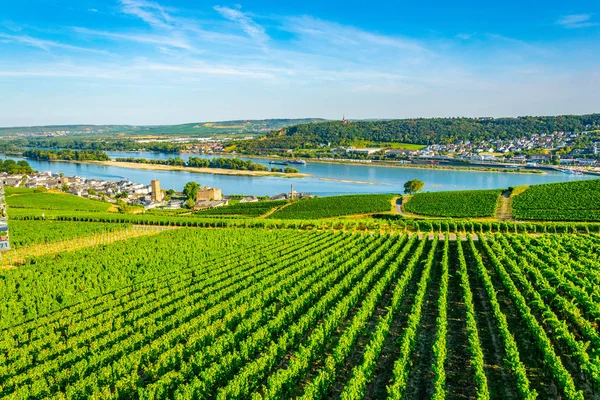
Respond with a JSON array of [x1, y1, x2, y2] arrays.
[[23, 149, 110, 162], [16, 138, 183, 153], [0, 159, 34, 175]]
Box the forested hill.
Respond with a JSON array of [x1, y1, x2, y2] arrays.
[[231, 114, 600, 151]]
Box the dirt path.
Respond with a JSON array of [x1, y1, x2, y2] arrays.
[[0, 225, 176, 269], [495, 190, 513, 221], [259, 201, 294, 219]]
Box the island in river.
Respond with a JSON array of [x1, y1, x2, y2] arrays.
[[79, 160, 311, 178]]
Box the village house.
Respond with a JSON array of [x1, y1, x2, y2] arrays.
[[194, 199, 228, 210], [196, 187, 222, 201]]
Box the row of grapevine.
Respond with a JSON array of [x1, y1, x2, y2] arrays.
[[431, 237, 449, 399], [298, 234, 420, 399], [10, 207, 600, 234], [335, 235, 427, 399], [387, 236, 439, 398], [4, 228, 600, 398], [466, 237, 536, 399], [455, 239, 489, 399], [479, 236, 585, 399]]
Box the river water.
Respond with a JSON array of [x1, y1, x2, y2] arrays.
[[6, 151, 596, 196]]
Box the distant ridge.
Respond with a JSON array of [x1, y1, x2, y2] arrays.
[[0, 118, 327, 137]]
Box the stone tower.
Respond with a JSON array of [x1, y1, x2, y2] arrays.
[[151, 180, 163, 202]]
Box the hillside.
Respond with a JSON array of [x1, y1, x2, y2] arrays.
[[0, 119, 326, 138], [230, 114, 600, 152]]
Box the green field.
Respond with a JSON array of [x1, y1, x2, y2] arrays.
[[512, 179, 600, 221], [404, 189, 502, 218], [268, 194, 395, 219], [1, 228, 600, 398]]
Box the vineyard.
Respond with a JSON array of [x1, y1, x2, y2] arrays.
[[197, 200, 287, 217], [9, 220, 130, 249], [6, 188, 112, 212], [2, 228, 600, 398], [403, 189, 502, 218], [512, 179, 600, 221], [269, 194, 395, 219]]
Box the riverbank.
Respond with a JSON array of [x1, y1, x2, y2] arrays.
[[221, 153, 546, 175], [72, 160, 312, 178]]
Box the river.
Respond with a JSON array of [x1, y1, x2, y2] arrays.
[[6, 151, 596, 196]]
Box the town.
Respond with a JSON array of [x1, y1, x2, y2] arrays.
[[0, 171, 309, 210]]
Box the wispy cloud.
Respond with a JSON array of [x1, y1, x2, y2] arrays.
[[119, 0, 173, 30], [486, 33, 551, 56], [134, 61, 277, 79], [282, 16, 426, 53], [73, 27, 194, 50], [556, 14, 598, 29], [213, 6, 269, 46], [0, 32, 111, 54], [456, 33, 474, 40]]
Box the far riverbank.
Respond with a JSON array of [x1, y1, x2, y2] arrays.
[[216, 153, 546, 175]]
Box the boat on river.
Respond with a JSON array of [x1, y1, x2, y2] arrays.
[[288, 159, 307, 165]]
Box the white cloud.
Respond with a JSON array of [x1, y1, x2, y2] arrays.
[[556, 14, 598, 29], [213, 6, 269, 46]]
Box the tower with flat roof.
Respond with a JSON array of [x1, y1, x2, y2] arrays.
[[151, 180, 163, 203]]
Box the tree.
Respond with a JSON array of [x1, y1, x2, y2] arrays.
[[61, 184, 69, 192], [183, 181, 201, 201], [184, 198, 196, 209], [404, 179, 424, 194]]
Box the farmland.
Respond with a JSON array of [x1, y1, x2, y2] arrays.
[[1, 228, 600, 398], [269, 194, 395, 219], [403, 189, 502, 218], [512, 179, 600, 221]]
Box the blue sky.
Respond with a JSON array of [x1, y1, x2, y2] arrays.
[[0, 0, 599, 126]]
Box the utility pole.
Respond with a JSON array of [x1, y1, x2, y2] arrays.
[[290, 184, 294, 200]]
